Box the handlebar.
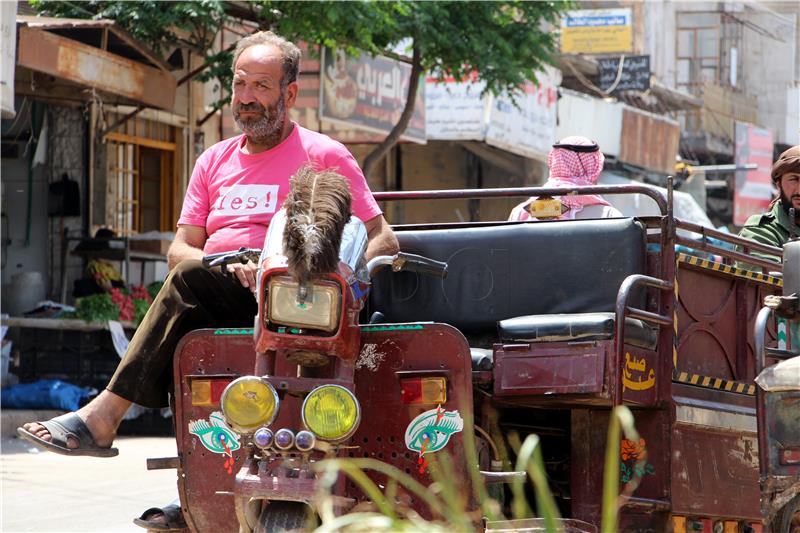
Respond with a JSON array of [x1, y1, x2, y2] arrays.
[[393, 252, 448, 278], [201, 248, 262, 269], [366, 252, 448, 278], [203, 248, 447, 281]]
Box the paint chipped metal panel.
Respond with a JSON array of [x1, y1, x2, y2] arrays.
[[675, 404, 757, 433], [671, 425, 761, 519], [17, 27, 175, 109]]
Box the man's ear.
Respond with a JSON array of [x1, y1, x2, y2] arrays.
[[284, 81, 299, 109]]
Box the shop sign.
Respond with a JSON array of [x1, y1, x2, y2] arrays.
[[319, 47, 425, 144], [597, 55, 650, 93], [425, 73, 488, 141], [484, 66, 561, 160], [560, 8, 633, 54]]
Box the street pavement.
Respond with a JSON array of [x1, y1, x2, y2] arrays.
[[2, 434, 179, 532]]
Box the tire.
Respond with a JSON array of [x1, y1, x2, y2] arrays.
[[254, 501, 315, 533], [773, 494, 800, 533]]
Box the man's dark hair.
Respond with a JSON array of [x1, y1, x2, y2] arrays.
[[232, 31, 301, 89]]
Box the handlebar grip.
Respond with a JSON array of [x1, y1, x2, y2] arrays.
[[396, 252, 448, 278], [201, 251, 231, 268], [201, 248, 261, 269]]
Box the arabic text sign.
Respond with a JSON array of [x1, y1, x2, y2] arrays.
[[425, 75, 487, 141], [598, 55, 650, 93], [734, 122, 774, 225], [319, 47, 425, 143], [561, 8, 633, 54], [485, 67, 561, 160]]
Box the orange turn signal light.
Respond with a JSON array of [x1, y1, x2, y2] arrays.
[[400, 377, 447, 405], [191, 379, 231, 407]]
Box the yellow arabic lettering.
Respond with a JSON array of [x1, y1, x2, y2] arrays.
[[623, 368, 656, 392], [625, 352, 646, 372], [623, 352, 655, 392]]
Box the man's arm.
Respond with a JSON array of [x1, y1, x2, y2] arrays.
[[167, 225, 207, 270], [735, 224, 784, 270], [363, 214, 399, 260], [168, 224, 259, 291]]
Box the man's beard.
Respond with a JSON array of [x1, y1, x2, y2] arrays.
[[779, 189, 800, 221], [233, 92, 286, 147]]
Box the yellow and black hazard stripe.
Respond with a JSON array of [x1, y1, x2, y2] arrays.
[[672, 369, 755, 395], [673, 257, 679, 369], [677, 253, 783, 286], [671, 254, 763, 396]]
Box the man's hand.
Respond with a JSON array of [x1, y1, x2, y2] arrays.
[[227, 260, 258, 292]]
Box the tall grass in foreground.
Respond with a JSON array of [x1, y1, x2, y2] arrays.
[[311, 405, 647, 533]]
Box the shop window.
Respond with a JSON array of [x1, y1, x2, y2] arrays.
[[104, 116, 178, 235], [676, 12, 721, 94]]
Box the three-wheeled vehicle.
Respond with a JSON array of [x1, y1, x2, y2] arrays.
[[148, 182, 798, 532]]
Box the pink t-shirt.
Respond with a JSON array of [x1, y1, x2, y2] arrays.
[[178, 124, 382, 254]]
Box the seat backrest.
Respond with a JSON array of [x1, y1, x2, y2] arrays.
[[370, 218, 647, 333]]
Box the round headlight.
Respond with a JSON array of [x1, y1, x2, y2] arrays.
[[220, 377, 279, 433], [301, 385, 360, 441]]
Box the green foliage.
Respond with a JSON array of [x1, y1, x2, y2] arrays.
[[257, 1, 570, 97], [29, 0, 224, 54], [74, 293, 119, 323], [31, 0, 570, 110], [133, 298, 150, 325], [312, 405, 638, 532]]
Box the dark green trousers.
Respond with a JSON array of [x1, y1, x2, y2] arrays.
[[107, 260, 257, 408]]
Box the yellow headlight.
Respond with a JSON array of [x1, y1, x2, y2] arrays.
[[268, 276, 341, 332], [302, 385, 360, 441], [220, 377, 279, 433]]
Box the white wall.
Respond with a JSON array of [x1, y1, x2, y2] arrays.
[[738, 5, 797, 145], [556, 89, 623, 156], [0, 142, 49, 292], [640, 1, 798, 145]]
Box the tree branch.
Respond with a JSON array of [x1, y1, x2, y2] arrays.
[[362, 41, 422, 180]]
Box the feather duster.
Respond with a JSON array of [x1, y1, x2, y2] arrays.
[[282, 164, 352, 284]]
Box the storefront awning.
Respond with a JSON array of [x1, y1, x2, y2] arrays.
[[15, 16, 176, 110]]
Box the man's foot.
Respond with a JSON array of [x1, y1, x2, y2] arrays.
[[21, 408, 116, 450], [17, 412, 119, 457], [17, 389, 130, 457]]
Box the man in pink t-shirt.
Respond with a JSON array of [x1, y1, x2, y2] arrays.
[[20, 31, 399, 467]]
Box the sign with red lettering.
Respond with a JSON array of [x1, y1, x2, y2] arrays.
[[319, 47, 425, 144], [212, 184, 279, 215], [734, 122, 775, 225]]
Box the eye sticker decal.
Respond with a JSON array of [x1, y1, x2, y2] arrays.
[[404, 405, 464, 473], [189, 411, 241, 473]]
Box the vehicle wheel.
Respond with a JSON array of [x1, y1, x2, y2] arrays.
[[773, 494, 800, 533], [254, 501, 315, 533]]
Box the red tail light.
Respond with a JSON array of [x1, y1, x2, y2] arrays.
[[400, 377, 447, 405], [191, 379, 232, 407]]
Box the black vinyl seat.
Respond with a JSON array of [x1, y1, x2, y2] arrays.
[[498, 312, 658, 350], [370, 218, 654, 373]]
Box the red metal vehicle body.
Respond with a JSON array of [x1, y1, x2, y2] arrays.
[[150, 183, 798, 532], [754, 240, 800, 533]]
